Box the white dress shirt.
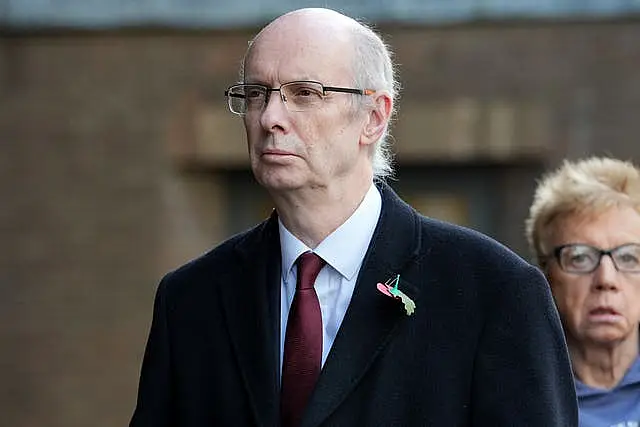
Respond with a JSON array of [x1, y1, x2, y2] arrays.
[[278, 184, 382, 372]]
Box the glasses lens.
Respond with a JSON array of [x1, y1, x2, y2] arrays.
[[559, 245, 599, 273], [281, 82, 324, 112], [227, 85, 267, 115], [612, 244, 640, 272]]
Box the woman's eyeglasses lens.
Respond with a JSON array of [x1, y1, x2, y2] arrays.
[[557, 244, 640, 273]]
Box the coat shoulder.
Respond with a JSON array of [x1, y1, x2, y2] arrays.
[[417, 215, 539, 278], [158, 219, 273, 298]]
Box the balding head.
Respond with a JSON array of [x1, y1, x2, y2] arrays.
[[238, 7, 399, 179], [258, 7, 361, 40], [243, 9, 358, 80]]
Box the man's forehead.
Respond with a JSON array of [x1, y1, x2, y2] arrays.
[[244, 35, 353, 83], [251, 34, 327, 57]]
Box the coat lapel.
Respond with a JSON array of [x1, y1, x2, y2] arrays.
[[303, 183, 423, 427], [218, 215, 282, 427]]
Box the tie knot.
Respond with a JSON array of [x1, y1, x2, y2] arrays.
[[296, 252, 326, 290]]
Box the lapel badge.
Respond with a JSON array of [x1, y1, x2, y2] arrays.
[[376, 274, 416, 316]]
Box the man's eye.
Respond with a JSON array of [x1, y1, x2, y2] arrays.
[[246, 89, 264, 98], [296, 88, 314, 97], [291, 86, 322, 98]]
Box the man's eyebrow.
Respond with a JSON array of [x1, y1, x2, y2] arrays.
[[240, 79, 267, 85], [244, 78, 323, 85]]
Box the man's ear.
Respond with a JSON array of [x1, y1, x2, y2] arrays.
[[360, 91, 393, 147]]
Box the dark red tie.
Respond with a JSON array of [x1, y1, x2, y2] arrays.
[[281, 252, 326, 427]]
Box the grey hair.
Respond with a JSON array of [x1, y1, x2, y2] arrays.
[[349, 21, 400, 180]]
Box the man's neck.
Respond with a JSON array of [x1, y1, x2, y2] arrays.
[[272, 177, 373, 249]]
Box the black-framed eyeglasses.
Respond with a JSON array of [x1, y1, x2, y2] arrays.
[[224, 80, 376, 115], [550, 243, 640, 274]]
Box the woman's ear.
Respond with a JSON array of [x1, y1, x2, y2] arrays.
[[360, 91, 393, 147]]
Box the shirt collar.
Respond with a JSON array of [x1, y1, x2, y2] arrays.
[[279, 183, 382, 282]]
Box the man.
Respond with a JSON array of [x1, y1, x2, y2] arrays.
[[130, 7, 578, 426]]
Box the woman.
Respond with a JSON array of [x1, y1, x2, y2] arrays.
[[526, 156, 640, 427]]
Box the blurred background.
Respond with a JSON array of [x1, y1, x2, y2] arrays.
[[1, 1, 639, 425]]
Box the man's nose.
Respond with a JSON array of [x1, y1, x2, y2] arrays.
[[260, 89, 289, 132], [264, 89, 286, 109]]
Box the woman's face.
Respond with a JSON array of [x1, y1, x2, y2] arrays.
[[545, 206, 640, 349]]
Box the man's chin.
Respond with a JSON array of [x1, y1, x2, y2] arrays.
[[256, 173, 304, 193]]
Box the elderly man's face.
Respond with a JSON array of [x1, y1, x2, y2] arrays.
[[546, 206, 640, 349], [240, 18, 372, 194]]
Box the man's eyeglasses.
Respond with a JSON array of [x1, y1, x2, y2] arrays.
[[224, 80, 375, 115], [551, 243, 640, 274]]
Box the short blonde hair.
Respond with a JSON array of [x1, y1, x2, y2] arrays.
[[526, 156, 640, 266]]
